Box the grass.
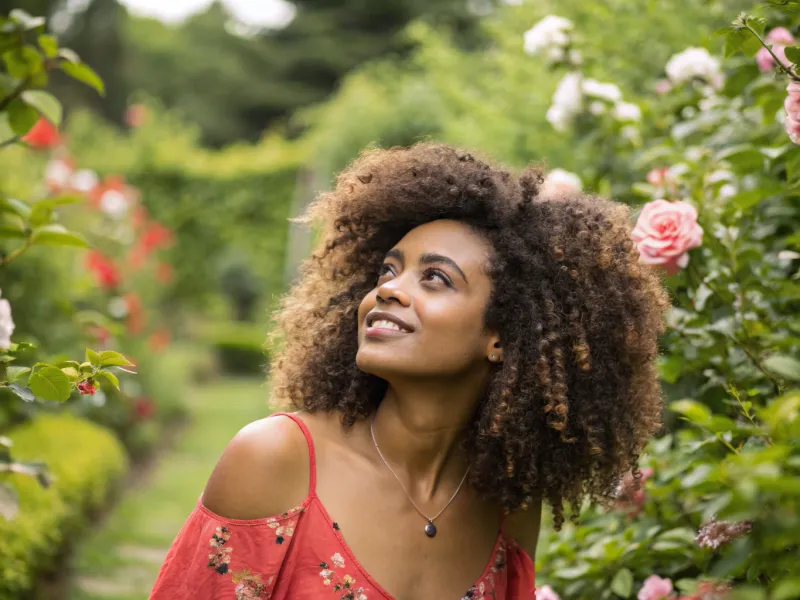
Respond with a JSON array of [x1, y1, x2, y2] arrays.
[[66, 367, 272, 600]]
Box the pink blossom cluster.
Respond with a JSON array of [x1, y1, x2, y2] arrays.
[[638, 576, 731, 600], [756, 27, 795, 73], [786, 81, 800, 145]]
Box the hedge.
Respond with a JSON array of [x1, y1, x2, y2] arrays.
[[0, 414, 128, 599]]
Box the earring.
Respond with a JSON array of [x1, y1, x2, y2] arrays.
[[490, 354, 496, 360]]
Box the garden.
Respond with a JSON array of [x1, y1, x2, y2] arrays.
[[0, 0, 798, 599]]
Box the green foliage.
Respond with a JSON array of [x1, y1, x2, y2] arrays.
[[0, 413, 128, 599], [198, 320, 268, 376]]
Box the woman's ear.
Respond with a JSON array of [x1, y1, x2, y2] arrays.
[[486, 337, 503, 363]]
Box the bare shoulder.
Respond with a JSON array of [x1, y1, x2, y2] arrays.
[[201, 413, 312, 520], [504, 496, 543, 561]]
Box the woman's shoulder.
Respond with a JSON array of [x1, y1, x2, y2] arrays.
[[200, 412, 314, 521]]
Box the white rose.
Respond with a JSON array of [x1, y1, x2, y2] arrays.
[[542, 168, 582, 197], [523, 15, 573, 55], [545, 46, 566, 63], [552, 72, 583, 113], [665, 47, 723, 88], [589, 101, 606, 115], [100, 189, 130, 219], [0, 297, 14, 351], [581, 79, 622, 102], [71, 169, 99, 193], [718, 184, 738, 200], [45, 159, 73, 189], [613, 101, 642, 122], [546, 105, 571, 132]]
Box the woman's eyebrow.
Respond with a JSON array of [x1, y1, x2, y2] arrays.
[[384, 248, 468, 283]]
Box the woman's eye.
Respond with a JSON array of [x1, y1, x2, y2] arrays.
[[377, 264, 393, 278], [424, 268, 451, 286]]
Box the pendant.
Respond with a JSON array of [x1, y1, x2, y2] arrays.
[[424, 521, 437, 538]]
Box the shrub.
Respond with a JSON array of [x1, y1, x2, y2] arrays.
[[0, 413, 128, 599]]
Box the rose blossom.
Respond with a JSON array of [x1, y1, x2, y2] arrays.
[[536, 585, 561, 600], [22, 118, 61, 150], [665, 47, 723, 90], [756, 27, 795, 72], [632, 199, 703, 275], [785, 81, 800, 144], [78, 380, 97, 395], [638, 575, 674, 600]]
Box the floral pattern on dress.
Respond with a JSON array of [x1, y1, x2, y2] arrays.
[[206, 525, 280, 598], [461, 539, 507, 600], [266, 504, 305, 544], [319, 552, 368, 600]]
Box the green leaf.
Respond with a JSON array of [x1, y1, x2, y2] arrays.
[[28, 366, 71, 402], [20, 90, 61, 126], [95, 370, 120, 390], [7, 383, 34, 402], [30, 224, 88, 248], [6, 366, 31, 382], [610, 568, 633, 598], [2, 46, 43, 78], [33, 195, 82, 209], [0, 113, 15, 145], [763, 354, 800, 380], [98, 351, 134, 367], [7, 98, 39, 136], [670, 399, 712, 425], [0, 198, 31, 218], [773, 578, 800, 600], [60, 61, 105, 96], [60, 367, 78, 380], [85, 349, 101, 367], [57, 48, 80, 64], [37, 34, 58, 58], [731, 190, 763, 211]]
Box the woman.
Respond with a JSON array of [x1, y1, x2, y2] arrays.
[[150, 142, 669, 599]]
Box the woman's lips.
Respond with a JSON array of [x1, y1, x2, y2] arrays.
[[365, 326, 411, 338]]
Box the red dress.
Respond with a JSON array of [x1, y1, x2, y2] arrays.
[[150, 413, 536, 599]]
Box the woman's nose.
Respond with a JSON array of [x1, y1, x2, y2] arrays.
[[376, 278, 411, 306]]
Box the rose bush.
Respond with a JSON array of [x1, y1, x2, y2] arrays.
[[297, 1, 799, 598], [0, 9, 181, 519]]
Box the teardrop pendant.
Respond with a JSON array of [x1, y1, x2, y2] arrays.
[[424, 521, 437, 538]]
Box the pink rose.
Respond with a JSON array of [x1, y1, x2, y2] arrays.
[[536, 586, 561, 600], [756, 27, 795, 72], [638, 575, 674, 600], [632, 199, 704, 275], [785, 81, 800, 145], [646, 167, 669, 187]]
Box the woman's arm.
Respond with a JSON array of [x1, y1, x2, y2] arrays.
[[504, 495, 543, 560], [201, 414, 311, 519]]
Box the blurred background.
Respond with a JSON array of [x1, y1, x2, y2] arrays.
[[1, 0, 799, 599]]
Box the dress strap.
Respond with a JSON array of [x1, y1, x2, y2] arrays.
[[269, 412, 317, 497]]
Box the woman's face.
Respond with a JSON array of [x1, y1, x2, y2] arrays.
[[356, 219, 500, 380]]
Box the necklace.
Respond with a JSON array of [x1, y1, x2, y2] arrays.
[[369, 417, 470, 538]]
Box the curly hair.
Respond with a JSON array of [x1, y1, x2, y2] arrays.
[[267, 141, 671, 529]]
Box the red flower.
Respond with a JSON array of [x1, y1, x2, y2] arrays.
[[134, 396, 156, 420], [78, 380, 97, 395], [124, 292, 145, 335], [139, 222, 174, 254], [148, 327, 171, 352], [156, 261, 174, 284], [125, 104, 149, 128], [85, 250, 122, 289], [22, 118, 61, 150], [88, 325, 111, 346]]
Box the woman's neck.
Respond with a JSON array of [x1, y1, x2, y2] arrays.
[[368, 379, 482, 501]]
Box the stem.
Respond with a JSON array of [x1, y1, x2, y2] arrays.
[[743, 19, 800, 81], [0, 136, 21, 149], [0, 238, 32, 268], [0, 76, 30, 113]]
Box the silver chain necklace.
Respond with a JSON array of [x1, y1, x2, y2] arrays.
[[369, 417, 470, 538]]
